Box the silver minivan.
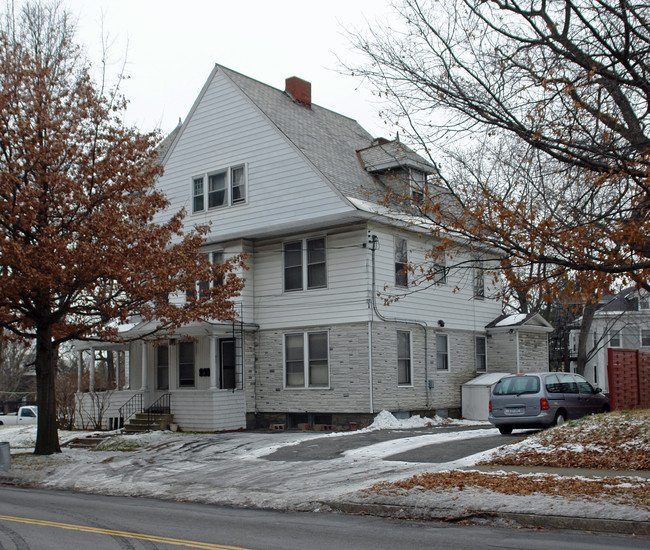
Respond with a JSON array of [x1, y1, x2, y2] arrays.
[[488, 372, 610, 435]]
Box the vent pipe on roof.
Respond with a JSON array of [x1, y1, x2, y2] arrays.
[[285, 76, 311, 106]]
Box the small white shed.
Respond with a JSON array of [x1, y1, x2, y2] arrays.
[[461, 372, 510, 421]]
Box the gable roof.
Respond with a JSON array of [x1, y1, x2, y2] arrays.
[[358, 139, 436, 174], [486, 312, 553, 332], [218, 65, 431, 203]]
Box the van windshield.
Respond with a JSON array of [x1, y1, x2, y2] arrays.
[[493, 376, 540, 395]]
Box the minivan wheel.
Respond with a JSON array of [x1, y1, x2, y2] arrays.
[[498, 426, 513, 435], [554, 411, 566, 426]]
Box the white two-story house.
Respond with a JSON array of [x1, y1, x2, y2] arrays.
[[74, 64, 515, 431]]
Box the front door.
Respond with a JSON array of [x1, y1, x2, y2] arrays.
[[220, 339, 236, 389]]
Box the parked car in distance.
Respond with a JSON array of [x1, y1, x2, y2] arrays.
[[0, 405, 38, 426], [488, 372, 609, 435]]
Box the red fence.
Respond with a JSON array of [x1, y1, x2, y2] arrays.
[[607, 349, 650, 410]]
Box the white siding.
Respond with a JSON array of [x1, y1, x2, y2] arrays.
[[171, 390, 246, 431], [369, 224, 501, 331], [155, 68, 353, 238], [253, 227, 371, 329]]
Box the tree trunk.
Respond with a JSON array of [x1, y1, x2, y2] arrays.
[[34, 325, 61, 455], [576, 301, 597, 377]]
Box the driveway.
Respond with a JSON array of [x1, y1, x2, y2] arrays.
[[266, 425, 509, 463], [1, 424, 505, 510]]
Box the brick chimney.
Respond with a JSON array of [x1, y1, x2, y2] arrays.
[[285, 76, 311, 106]]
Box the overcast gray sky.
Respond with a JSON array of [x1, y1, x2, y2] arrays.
[[61, 0, 396, 138]]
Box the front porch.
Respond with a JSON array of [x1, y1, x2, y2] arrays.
[[75, 388, 246, 432], [73, 321, 251, 432]]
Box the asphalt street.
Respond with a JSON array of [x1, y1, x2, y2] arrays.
[[1, 486, 648, 550]]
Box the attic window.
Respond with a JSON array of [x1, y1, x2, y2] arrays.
[[410, 170, 427, 203], [192, 164, 247, 213]]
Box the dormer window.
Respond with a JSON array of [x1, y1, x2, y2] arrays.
[[410, 169, 427, 204], [192, 164, 247, 213]]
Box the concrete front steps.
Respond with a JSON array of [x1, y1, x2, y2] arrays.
[[123, 412, 173, 433]]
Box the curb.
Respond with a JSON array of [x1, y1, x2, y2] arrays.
[[321, 501, 650, 536]]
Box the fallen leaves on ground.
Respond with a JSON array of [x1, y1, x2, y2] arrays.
[[366, 410, 650, 507], [367, 470, 649, 510], [485, 410, 650, 470]]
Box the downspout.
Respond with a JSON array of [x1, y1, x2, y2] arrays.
[[515, 330, 520, 374], [369, 234, 430, 409]]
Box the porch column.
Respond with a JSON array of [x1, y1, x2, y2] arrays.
[[209, 335, 218, 390], [89, 348, 95, 392], [115, 351, 120, 390], [124, 350, 130, 389], [77, 351, 83, 393], [141, 341, 149, 391]]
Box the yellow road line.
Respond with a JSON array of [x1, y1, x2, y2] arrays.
[[0, 514, 252, 550]]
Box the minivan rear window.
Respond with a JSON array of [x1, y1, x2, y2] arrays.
[[493, 376, 540, 395]]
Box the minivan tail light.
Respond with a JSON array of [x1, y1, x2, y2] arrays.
[[540, 398, 550, 411], [489, 400, 492, 413]]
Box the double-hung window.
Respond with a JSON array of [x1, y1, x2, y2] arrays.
[[189, 251, 224, 300], [178, 341, 195, 388], [192, 165, 247, 212], [436, 333, 449, 370], [642, 329, 650, 347], [397, 330, 412, 385], [475, 336, 487, 372], [395, 237, 408, 288], [410, 170, 426, 204], [283, 237, 326, 291], [433, 256, 447, 285], [193, 177, 204, 213], [231, 166, 246, 204], [284, 331, 329, 388], [156, 344, 169, 390], [208, 172, 226, 208], [473, 266, 485, 298]]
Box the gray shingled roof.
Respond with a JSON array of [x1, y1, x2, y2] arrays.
[[358, 140, 436, 174], [219, 66, 380, 202]]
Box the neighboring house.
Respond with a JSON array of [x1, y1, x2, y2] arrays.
[[74, 65, 507, 431], [569, 287, 650, 392]]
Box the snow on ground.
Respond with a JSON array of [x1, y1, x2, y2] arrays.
[[1, 411, 646, 523]]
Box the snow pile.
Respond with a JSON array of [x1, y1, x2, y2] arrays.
[[0, 425, 95, 451], [366, 410, 450, 431]]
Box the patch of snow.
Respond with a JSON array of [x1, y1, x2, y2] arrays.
[[495, 314, 528, 327]]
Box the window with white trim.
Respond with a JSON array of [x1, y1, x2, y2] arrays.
[[395, 237, 408, 288], [642, 329, 650, 347], [433, 255, 447, 284], [609, 330, 621, 348], [283, 237, 326, 292], [473, 267, 485, 298], [284, 331, 329, 388], [192, 164, 247, 212], [410, 169, 427, 204], [208, 171, 226, 208], [436, 333, 449, 370], [397, 330, 412, 385], [475, 336, 487, 371], [156, 344, 169, 390], [178, 341, 195, 388], [187, 251, 224, 300], [193, 177, 204, 213]]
